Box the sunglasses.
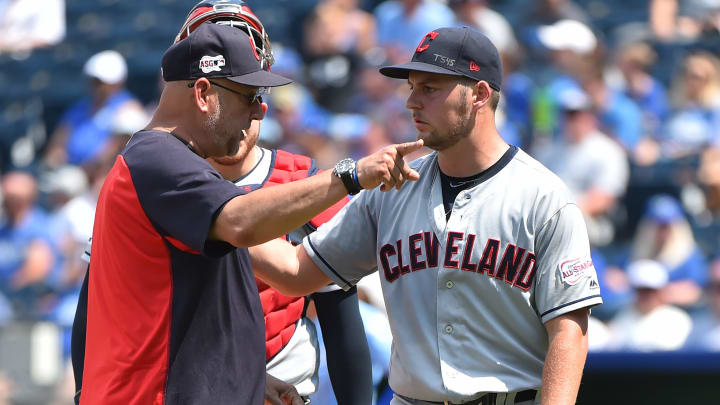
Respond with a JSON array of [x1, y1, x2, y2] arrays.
[[188, 80, 266, 105]]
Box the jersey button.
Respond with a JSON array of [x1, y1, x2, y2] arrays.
[[465, 194, 471, 199], [445, 280, 454, 289], [444, 324, 453, 334]]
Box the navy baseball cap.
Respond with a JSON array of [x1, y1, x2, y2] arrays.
[[162, 22, 291, 87], [379, 26, 502, 91]]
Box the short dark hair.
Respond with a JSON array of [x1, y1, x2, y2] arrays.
[[458, 77, 500, 111]]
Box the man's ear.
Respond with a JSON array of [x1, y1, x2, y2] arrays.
[[472, 81, 492, 109], [191, 78, 212, 113]]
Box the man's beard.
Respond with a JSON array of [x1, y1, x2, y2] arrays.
[[423, 95, 475, 151], [204, 95, 241, 157]]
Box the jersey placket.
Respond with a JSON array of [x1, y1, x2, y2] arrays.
[[435, 182, 474, 393]]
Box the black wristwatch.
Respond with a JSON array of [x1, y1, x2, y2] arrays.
[[333, 158, 362, 195]]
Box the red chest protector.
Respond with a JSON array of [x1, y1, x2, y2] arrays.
[[256, 149, 348, 361]]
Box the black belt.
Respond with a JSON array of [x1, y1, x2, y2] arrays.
[[401, 389, 537, 405]]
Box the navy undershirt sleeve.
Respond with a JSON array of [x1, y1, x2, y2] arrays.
[[312, 287, 373, 405]]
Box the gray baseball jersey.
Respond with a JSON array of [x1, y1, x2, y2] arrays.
[[302, 148, 602, 402]]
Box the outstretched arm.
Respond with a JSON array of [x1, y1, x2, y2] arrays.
[[313, 287, 372, 405], [211, 140, 423, 248], [541, 308, 589, 405], [250, 240, 331, 297]]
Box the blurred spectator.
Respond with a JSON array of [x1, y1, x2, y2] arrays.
[[304, 0, 376, 56], [43, 50, 145, 169], [581, 65, 644, 151], [0, 171, 54, 318], [661, 51, 720, 158], [40, 165, 96, 377], [449, 0, 519, 55], [537, 19, 597, 57], [519, 0, 590, 47], [534, 87, 629, 246], [41, 166, 90, 293], [615, 42, 670, 135], [303, 0, 377, 111], [521, 0, 590, 26], [650, 0, 720, 42], [608, 259, 693, 351], [698, 145, 720, 217], [0, 0, 65, 56], [630, 195, 709, 307], [531, 19, 598, 138], [266, 83, 342, 167], [374, 0, 455, 61], [499, 45, 534, 147], [346, 64, 416, 155], [94, 106, 149, 168], [613, 42, 670, 164], [685, 260, 720, 350]]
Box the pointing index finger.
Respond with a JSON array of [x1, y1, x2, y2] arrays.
[[395, 139, 424, 156]]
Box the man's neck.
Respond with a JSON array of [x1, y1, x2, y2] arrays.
[[437, 129, 509, 177], [213, 146, 261, 181], [146, 121, 207, 158]]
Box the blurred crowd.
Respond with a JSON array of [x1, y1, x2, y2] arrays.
[[3, 0, 720, 403]]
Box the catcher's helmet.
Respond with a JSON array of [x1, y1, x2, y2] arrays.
[[175, 0, 274, 71]]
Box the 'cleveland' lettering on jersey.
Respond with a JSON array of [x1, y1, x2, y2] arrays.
[[379, 232, 537, 290]]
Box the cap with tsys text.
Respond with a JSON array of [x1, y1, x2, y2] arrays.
[[161, 22, 291, 87], [380, 26, 502, 91]]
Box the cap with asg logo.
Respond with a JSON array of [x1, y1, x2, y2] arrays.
[[161, 22, 291, 87], [379, 26, 502, 91]]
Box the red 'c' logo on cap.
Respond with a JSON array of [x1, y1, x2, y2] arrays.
[[416, 31, 439, 53], [469, 61, 480, 71]]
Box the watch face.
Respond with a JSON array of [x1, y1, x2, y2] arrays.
[[336, 159, 354, 173]]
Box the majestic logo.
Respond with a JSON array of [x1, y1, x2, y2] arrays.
[[199, 55, 226, 73], [416, 31, 439, 53], [469, 61, 480, 71], [559, 258, 594, 286], [589, 279, 599, 289], [433, 54, 455, 67]]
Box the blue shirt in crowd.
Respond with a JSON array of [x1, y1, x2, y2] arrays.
[[60, 89, 137, 165], [0, 207, 53, 291]]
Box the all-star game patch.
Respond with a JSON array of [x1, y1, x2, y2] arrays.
[[199, 55, 225, 73], [559, 257, 594, 286]]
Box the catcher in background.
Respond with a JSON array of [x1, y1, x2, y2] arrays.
[[176, 1, 373, 403]]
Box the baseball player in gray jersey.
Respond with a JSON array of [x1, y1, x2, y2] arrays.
[[250, 26, 602, 405]]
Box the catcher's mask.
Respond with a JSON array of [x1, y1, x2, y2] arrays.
[[175, 0, 274, 71]]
